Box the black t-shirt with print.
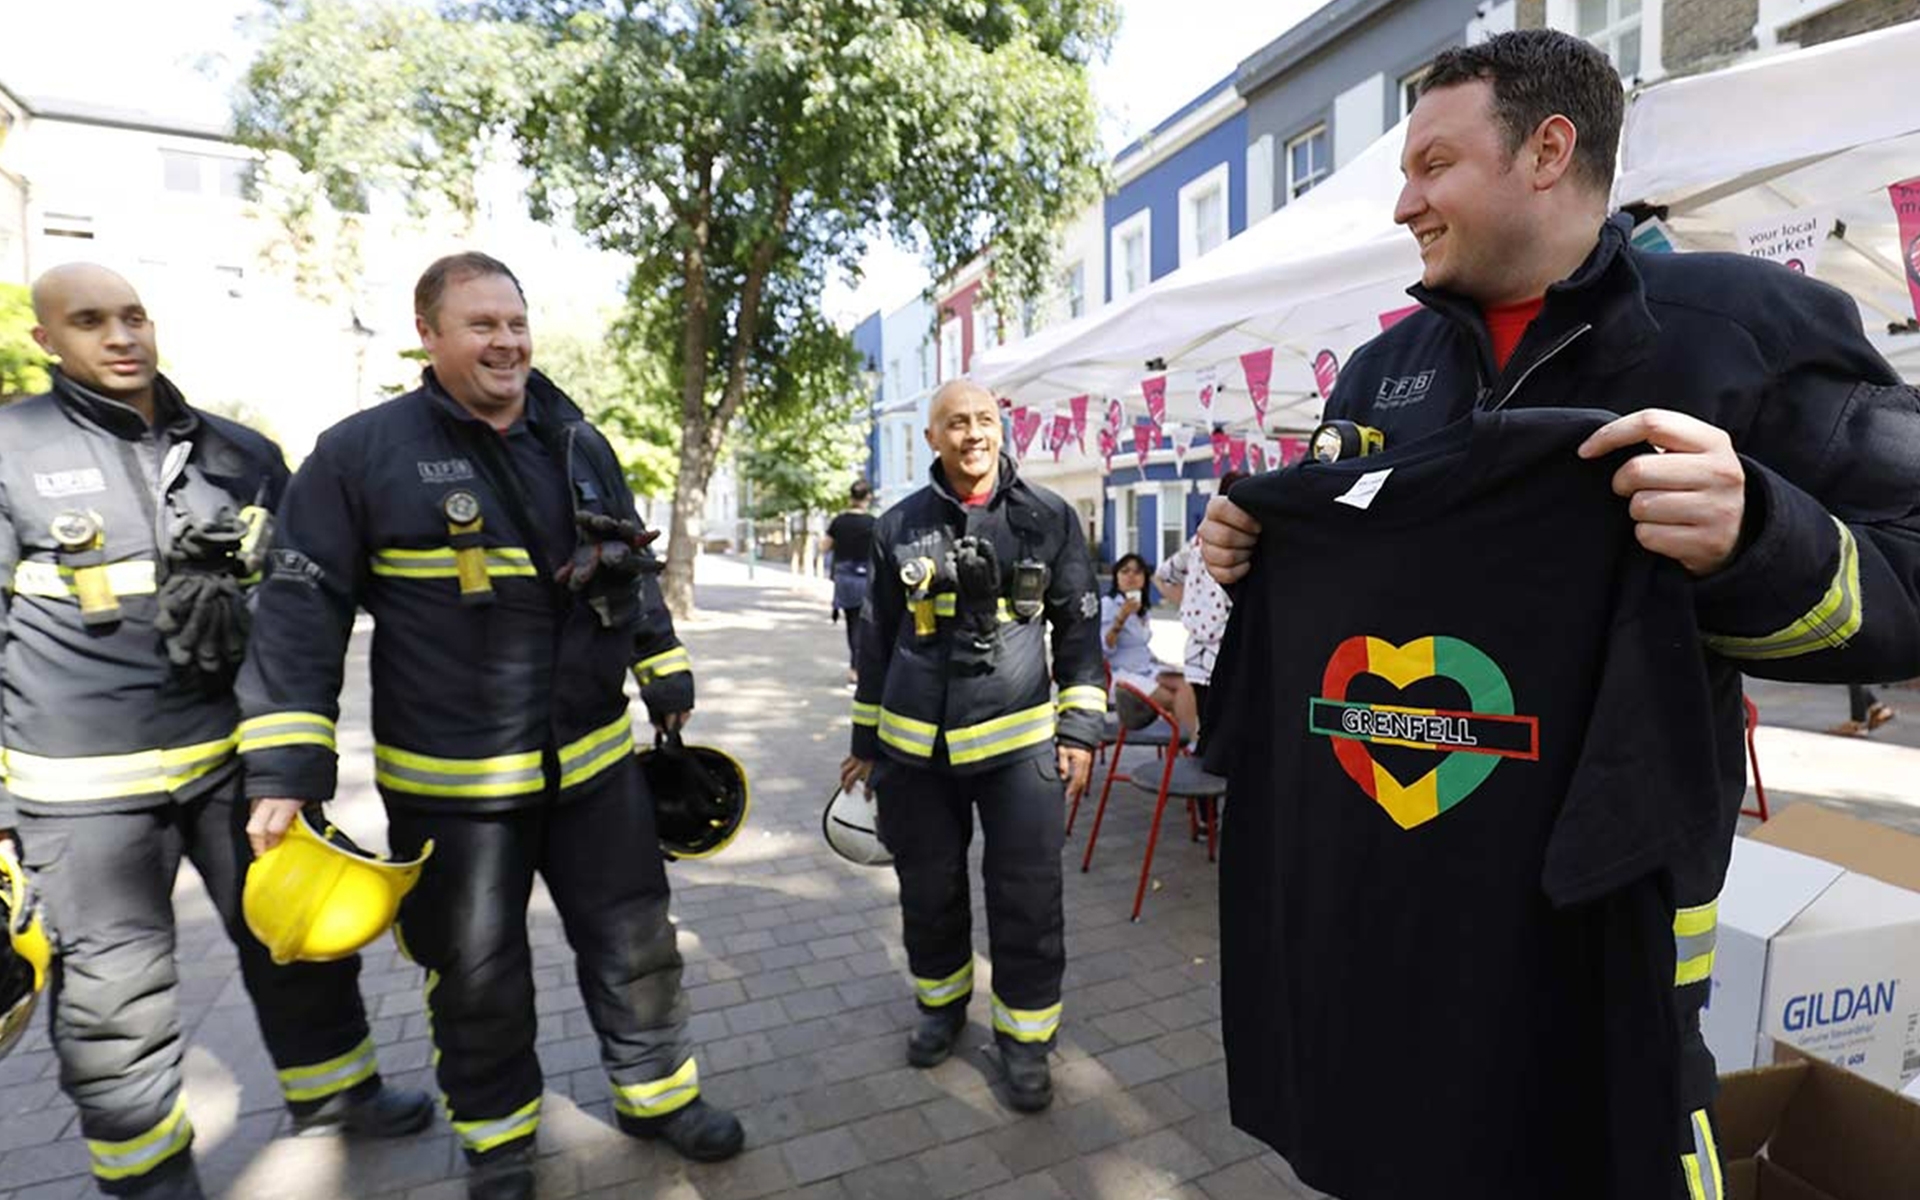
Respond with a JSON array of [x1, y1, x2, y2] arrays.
[[1206, 408, 1722, 1200]]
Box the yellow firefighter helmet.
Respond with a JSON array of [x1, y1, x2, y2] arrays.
[[1, 853, 51, 1059], [243, 811, 433, 965]]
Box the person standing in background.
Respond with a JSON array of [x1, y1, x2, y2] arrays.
[[825, 480, 877, 684]]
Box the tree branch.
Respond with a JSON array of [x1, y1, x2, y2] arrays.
[[711, 183, 793, 453]]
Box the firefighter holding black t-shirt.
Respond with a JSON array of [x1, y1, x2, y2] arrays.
[[1199, 31, 1920, 1200]]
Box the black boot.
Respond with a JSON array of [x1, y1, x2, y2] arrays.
[[466, 1145, 535, 1200], [293, 1081, 436, 1137], [907, 1007, 967, 1068], [619, 1098, 745, 1163], [1000, 1040, 1053, 1113], [125, 1160, 206, 1200]]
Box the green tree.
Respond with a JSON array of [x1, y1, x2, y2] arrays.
[[237, 0, 1112, 614], [0, 283, 50, 402]]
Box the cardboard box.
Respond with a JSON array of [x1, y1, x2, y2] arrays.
[[1703, 806, 1920, 1088], [1717, 1050, 1920, 1200]]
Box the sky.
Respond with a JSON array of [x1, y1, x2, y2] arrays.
[[0, 0, 1327, 323]]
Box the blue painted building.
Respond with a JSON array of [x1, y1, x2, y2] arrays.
[[1102, 77, 1249, 306], [848, 310, 885, 490]]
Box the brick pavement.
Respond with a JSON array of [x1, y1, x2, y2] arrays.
[[4, 558, 1915, 1200]]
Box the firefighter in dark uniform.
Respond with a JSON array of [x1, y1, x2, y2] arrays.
[[838, 379, 1106, 1113], [238, 253, 743, 1200], [0, 263, 430, 1200]]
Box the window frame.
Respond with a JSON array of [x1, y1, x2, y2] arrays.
[[1177, 162, 1232, 267], [1109, 208, 1152, 302], [1286, 125, 1330, 201]]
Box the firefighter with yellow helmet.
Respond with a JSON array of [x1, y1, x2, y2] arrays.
[[0, 264, 431, 1200], [238, 253, 744, 1200]]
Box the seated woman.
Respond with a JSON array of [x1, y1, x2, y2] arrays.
[[1101, 553, 1199, 739]]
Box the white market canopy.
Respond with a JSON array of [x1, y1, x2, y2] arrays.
[[975, 18, 1920, 421]]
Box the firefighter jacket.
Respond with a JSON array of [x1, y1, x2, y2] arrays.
[[237, 370, 692, 812], [0, 372, 288, 827], [850, 454, 1106, 774]]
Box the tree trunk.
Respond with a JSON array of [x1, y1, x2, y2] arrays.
[[661, 156, 715, 619]]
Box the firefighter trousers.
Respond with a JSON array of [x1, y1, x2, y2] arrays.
[[18, 772, 379, 1195], [386, 760, 695, 1166], [872, 752, 1066, 1048]]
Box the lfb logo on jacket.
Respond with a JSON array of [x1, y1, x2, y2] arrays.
[[1374, 370, 1436, 410], [32, 468, 107, 498], [416, 458, 476, 484]]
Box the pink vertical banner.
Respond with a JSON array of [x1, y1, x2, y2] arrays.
[[1068, 394, 1090, 451], [1051, 413, 1074, 462], [1227, 435, 1248, 473], [1196, 367, 1218, 413], [1010, 407, 1041, 460], [1141, 376, 1168, 430], [1106, 398, 1124, 435], [1247, 442, 1267, 474], [1378, 303, 1420, 331], [1133, 423, 1153, 469], [1239, 349, 1274, 426], [1278, 436, 1308, 466], [1098, 427, 1117, 473], [1210, 429, 1230, 476], [1311, 349, 1340, 400], [1891, 176, 1920, 321]]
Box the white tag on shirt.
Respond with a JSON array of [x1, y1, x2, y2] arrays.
[[1334, 468, 1393, 510]]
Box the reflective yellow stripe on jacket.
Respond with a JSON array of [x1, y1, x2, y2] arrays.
[[878, 709, 939, 759], [1681, 1108, 1724, 1200], [1674, 898, 1718, 987], [369, 546, 537, 579], [374, 744, 545, 799], [1703, 521, 1861, 661], [851, 701, 880, 729], [558, 713, 634, 790], [89, 1094, 193, 1182], [633, 646, 692, 685], [1056, 685, 1107, 716], [947, 702, 1056, 766], [2, 735, 236, 804], [238, 712, 338, 754], [931, 595, 1017, 622], [9, 559, 159, 599], [609, 1057, 700, 1119]]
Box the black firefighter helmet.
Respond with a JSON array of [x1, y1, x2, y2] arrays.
[[638, 731, 750, 860]]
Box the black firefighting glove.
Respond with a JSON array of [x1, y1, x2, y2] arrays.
[[555, 512, 663, 592], [641, 672, 696, 730], [949, 536, 1002, 671], [156, 511, 255, 680]]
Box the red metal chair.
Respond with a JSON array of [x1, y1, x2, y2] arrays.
[[1078, 682, 1226, 921], [1742, 695, 1769, 820]]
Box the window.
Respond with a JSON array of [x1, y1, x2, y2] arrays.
[[1109, 209, 1151, 301], [162, 150, 202, 193], [1399, 65, 1432, 121], [886, 357, 903, 407], [160, 150, 257, 199], [1159, 482, 1187, 564], [43, 212, 94, 240], [1287, 126, 1330, 200], [973, 301, 998, 358], [217, 158, 256, 200], [1178, 163, 1231, 266], [1063, 261, 1086, 319], [1576, 0, 1643, 78], [1130, 488, 1153, 559], [939, 318, 962, 381]]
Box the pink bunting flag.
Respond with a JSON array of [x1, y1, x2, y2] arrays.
[[1196, 366, 1218, 413], [1247, 442, 1266, 474], [1312, 349, 1340, 400], [1106, 398, 1124, 435], [1227, 435, 1248, 473], [1278, 436, 1308, 466], [1133, 423, 1152, 468], [1891, 177, 1920, 321], [1239, 349, 1274, 426], [1099, 427, 1117, 473], [1166, 422, 1189, 468], [1069, 395, 1090, 451], [1051, 413, 1074, 462], [1010, 407, 1042, 460], [1265, 439, 1283, 470], [1141, 376, 1168, 431], [1378, 304, 1420, 331], [1210, 429, 1230, 477]]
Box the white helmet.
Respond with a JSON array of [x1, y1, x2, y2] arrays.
[[823, 780, 891, 867]]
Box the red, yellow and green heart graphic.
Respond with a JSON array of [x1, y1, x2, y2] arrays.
[[1309, 635, 1539, 830]]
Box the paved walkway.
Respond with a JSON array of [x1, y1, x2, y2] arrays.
[[3, 557, 1916, 1200]]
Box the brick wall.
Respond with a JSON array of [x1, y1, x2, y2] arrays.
[[1665, 0, 1759, 72], [1782, 0, 1920, 45]]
